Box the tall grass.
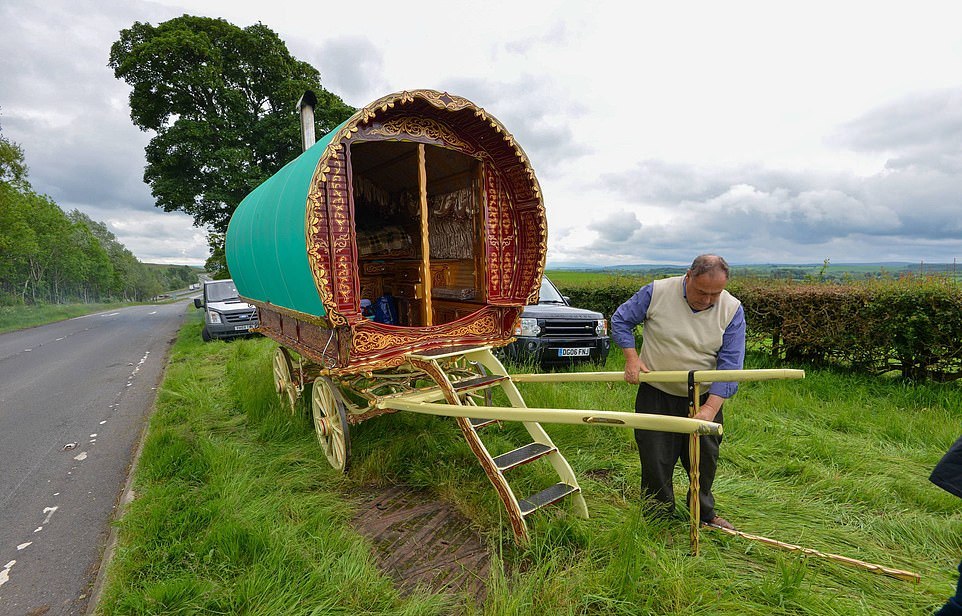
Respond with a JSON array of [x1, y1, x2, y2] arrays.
[[97, 315, 962, 614]]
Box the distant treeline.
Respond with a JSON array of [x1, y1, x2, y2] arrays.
[[1, 124, 195, 306]]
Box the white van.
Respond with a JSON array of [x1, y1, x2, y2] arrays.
[[193, 279, 259, 341]]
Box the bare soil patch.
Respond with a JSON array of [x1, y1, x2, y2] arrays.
[[352, 485, 491, 602]]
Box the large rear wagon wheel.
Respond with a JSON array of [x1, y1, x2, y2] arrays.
[[312, 377, 351, 472], [272, 347, 299, 413]]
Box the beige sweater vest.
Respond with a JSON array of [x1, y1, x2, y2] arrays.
[[639, 275, 741, 397]]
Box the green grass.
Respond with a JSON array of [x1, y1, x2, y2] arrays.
[[0, 301, 133, 334], [545, 270, 651, 288], [97, 314, 962, 614]]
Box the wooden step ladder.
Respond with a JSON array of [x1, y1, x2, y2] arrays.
[[407, 346, 588, 543]]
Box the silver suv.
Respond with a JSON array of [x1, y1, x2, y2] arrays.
[[193, 279, 259, 341]]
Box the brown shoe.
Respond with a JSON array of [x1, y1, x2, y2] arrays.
[[702, 516, 735, 530]]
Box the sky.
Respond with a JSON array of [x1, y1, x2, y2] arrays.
[[2, 0, 961, 267]]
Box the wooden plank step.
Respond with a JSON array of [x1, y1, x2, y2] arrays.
[[492, 442, 555, 471], [452, 374, 507, 393], [407, 345, 492, 361], [518, 482, 580, 516]]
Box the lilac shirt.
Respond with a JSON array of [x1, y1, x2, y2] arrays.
[[611, 281, 746, 398]]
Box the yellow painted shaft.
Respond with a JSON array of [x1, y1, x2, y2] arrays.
[[509, 369, 805, 384], [377, 399, 722, 436]]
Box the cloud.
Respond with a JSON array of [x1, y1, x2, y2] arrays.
[[833, 88, 962, 173], [502, 19, 575, 55], [77, 205, 209, 265], [441, 75, 586, 172], [574, 88, 962, 264], [587, 210, 642, 243], [0, 0, 164, 212], [302, 35, 389, 106]]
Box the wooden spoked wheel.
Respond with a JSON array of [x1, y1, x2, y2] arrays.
[[311, 377, 351, 472], [272, 347, 299, 413]]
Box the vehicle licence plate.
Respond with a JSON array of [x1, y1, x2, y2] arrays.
[[234, 325, 253, 331], [558, 348, 590, 357]]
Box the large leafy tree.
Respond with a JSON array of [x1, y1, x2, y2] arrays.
[[109, 15, 354, 242]]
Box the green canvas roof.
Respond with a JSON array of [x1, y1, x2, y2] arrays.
[[225, 120, 349, 317]]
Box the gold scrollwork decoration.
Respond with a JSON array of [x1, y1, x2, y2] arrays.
[[368, 117, 475, 154], [351, 311, 502, 355]]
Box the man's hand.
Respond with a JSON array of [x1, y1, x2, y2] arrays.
[[693, 394, 725, 422], [622, 348, 649, 384]]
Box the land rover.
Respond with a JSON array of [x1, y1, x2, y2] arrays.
[[502, 276, 610, 367]]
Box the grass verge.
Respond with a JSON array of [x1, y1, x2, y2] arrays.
[[0, 302, 133, 334], [96, 314, 962, 614]]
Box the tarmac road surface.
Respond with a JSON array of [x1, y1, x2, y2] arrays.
[[0, 301, 188, 615]]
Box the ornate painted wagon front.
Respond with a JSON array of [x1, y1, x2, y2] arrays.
[[226, 89, 546, 372]]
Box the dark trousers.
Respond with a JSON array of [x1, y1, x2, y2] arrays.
[[936, 558, 962, 615], [634, 382, 723, 522]]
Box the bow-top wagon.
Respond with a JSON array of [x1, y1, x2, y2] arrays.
[[224, 89, 795, 547]]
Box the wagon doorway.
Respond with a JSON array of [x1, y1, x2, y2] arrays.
[[350, 141, 485, 328]]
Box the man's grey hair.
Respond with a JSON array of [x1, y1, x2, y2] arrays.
[[689, 254, 730, 279]]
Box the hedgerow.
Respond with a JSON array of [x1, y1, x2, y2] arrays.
[[555, 274, 962, 381]]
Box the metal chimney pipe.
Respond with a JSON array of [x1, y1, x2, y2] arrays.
[[297, 90, 318, 152]]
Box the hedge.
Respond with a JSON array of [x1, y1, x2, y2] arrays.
[[555, 274, 962, 381]]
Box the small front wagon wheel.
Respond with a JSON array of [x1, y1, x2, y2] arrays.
[[311, 377, 351, 472], [272, 347, 299, 413]]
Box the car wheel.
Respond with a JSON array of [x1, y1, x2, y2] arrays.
[[202, 326, 212, 342]]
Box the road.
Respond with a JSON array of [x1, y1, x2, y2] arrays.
[[0, 301, 189, 615]]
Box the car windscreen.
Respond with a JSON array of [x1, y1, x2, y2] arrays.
[[206, 281, 240, 302], [538, 278, 566, 304]]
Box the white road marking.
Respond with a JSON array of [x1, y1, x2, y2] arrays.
[[90, 434, 97, 438], [99, 420, 106, 425], [17, 542, 31, 551], [24, 349, 31, 352], [42, 506, 58, 524], [34, 527, 42, 533], [149, 311, 157, 315], [56, 337, 64, 341], [0, 560, 15, 587], [74, 452, 87, 461]]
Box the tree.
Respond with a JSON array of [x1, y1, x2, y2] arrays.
[[108, 15, 354, 249], [0, 116, 29, 191]]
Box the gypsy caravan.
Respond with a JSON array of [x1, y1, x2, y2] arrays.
[[224, 90, 803, 551]]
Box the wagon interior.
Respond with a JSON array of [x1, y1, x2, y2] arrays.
[[350, 140, 486, 328]]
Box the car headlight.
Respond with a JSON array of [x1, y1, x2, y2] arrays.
[[596, 319, 608, 336], [514, 317, 541, 337], [208, 311, 222, 324]]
